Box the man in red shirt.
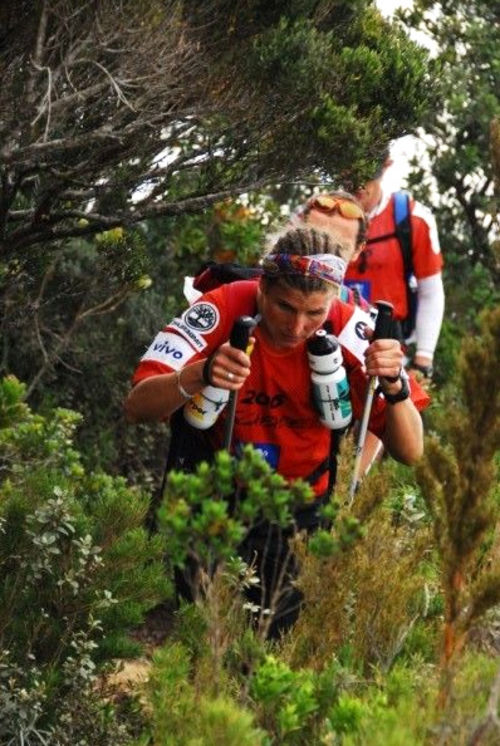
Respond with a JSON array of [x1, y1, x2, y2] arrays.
[[125, 224, 428, 636], [344, 154, 445, 380]]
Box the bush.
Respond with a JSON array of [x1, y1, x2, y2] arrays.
[[144, 641, 267, 746], [0, 376, 170, 741]]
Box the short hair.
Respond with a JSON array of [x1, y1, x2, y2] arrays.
[[262, 226, 343, 293]]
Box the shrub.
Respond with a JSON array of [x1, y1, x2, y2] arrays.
[[0, 376, 170, 740], [143, 641, 267, 746], [288, 460, 434, 673], [416, 307, 500, 705]]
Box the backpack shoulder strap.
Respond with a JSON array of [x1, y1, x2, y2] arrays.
[[393, 191, 419, 337], [393, 191, 413, 278]]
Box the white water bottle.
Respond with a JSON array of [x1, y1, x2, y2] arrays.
[[307, 329, 352, 430], [183, 385, 230, 430]]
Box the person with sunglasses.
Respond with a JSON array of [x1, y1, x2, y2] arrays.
[[282, 190, 368, 274], [275, 190, 375, 314], [125, 224, 429, 637], [344, 153, 445, 382]]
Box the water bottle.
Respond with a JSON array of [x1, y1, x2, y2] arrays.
[[307, 329, 352, 430], [183, 385, 230, 430]]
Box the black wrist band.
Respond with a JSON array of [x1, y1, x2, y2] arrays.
[[378, 375, 410, 404], [202, 354, 214, 386], [382, 366, 402, 384], [382, 374, 400, 383], [411, 362, 433, 378]]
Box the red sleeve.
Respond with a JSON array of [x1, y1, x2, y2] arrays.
[[131, 280, 259, 385], [131, 286, 233, 385]]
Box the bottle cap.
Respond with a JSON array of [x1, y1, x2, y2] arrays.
[[307, 329, 338, 356]]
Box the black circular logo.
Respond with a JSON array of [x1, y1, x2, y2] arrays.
[[183, 302, 219, 333], [355, 321, 368, 340]]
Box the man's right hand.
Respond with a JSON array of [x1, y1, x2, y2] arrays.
[[204, 340, 254, 390]]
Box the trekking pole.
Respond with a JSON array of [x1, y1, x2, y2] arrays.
[[348, 301, 394, 503], [223, 315, 258, 450]]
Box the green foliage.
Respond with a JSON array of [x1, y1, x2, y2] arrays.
[[140, 638, 500, 745], [0, 644, 142, 745], [0, 375, 30, 428], [94, 227, 149, 286], [158, 445, 313, 575], [0, 649, 52, 745], [415, 307, 499, 702], [337, 692, 429, 745], [437, 652, 500, 746], [235, 8, 431, 187], [287, 457, 435, 674], [144, 641, 267, 746], [145, 639, 360, 746], [334, 653, 500, 746], [0, 376, 170, 739], [400, 0, 499, 384], [0, 220, 175, 488], [1, 0, 434, 260], [250, 654, 328, 743]]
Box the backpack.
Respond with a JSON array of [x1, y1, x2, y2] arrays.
[[366, 191, 417, 339], [192, 260, 263, 293]]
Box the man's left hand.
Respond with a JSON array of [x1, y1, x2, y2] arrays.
[[364, 338, 403, 381]]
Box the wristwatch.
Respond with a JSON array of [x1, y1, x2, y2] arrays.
[[411, 362, 433, 379], [380, 375, 410, 405]]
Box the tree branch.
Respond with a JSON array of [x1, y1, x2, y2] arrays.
[[3, 180, 273, 253]]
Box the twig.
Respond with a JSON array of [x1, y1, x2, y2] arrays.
[[73, 58, 136, 111], [30, 63, 53, 141]]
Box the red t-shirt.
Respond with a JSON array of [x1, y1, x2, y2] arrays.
[[344, 194, 443, 320], [132, 281, 429, 495]]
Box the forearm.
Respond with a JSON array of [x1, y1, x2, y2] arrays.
[[381, 398, 423, 464], [415, 273, 445, 363], [125, 340, 253, 423], [124, 360, 206, 423], [363, 339, 424, 464]]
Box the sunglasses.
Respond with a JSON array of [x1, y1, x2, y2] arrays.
[[307, 194, 365, 220]]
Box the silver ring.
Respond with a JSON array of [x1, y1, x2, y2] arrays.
[[226, 371, 235, 381]]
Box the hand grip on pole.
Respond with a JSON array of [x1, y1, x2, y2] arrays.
[[229, 315, 256, 352], [348, 300, 394, 503], [223, 315, 257, 450], [372, 301, 394, 341]]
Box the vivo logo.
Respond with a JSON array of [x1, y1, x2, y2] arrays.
[[142, 330, 197, 368], [153, 342, 183, 359]]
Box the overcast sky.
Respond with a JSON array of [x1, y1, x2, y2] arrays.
[[377, 0, 413, 17]]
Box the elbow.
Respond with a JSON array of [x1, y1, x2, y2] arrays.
[[385, 416, 424, 465], [387, 443, 423, 466], [399, 442, 424, 466], [391, 430, 424, 465], [124, 391, 140, 424]]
